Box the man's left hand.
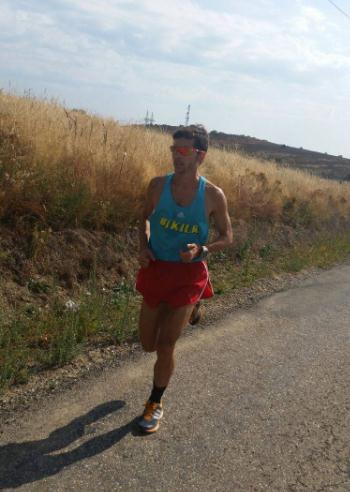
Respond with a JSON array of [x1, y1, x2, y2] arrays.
[[179, 243, 201, 263]]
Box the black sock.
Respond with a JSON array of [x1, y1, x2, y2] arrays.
[[149, 383, 167, 403]]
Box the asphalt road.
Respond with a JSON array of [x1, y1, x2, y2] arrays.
[[1, 262, 350, 491]]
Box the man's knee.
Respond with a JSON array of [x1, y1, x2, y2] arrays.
[[141, 339, 157, 353], [156, 340, 176, 356]]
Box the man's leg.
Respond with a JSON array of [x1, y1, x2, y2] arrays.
[[189, 301, 202, 326], [138, 302, 194, 433], [138, 300, 170, 352], [154, 303, 194, 387]]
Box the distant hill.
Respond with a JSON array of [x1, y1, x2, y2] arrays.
[[148, 124, 350, 182]]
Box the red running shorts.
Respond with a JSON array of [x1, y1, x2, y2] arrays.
[[136, 260, 214, 309]]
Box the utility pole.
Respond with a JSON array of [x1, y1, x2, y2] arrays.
[[185, 104, 191, 126], [144, 110, 149, 126], [150, 112, 154, 125]]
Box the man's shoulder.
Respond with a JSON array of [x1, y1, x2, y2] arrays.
[[148, 175, 167, 190], [203, 179, 228, 215], [147, 175, 169, 201], [204, 179, 225, 200]]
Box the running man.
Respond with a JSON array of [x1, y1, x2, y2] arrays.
[[136, 124, 233, 433]]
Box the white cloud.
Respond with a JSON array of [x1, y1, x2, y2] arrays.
[[3, 0, 349, 81], [1, 0, 350, 155]]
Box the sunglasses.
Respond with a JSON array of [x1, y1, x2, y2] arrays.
[[170, 145, 206, 157]]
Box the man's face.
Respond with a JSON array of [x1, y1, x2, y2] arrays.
[[170, 137, 205, 175]]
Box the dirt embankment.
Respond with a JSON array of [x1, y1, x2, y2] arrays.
[[0, 227, 139, 319], [0, 219, 295, 317]]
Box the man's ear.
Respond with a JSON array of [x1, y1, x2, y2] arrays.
[[197, 152, 206, 165]]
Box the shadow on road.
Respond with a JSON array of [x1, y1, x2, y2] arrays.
[[0, 399, 144, 489]]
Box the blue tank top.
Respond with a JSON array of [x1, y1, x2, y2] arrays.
[[149, 173, 209, 262]]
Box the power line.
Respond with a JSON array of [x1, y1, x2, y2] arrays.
[[326, 0, 350, 21]]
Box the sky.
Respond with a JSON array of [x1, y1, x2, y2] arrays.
[[1, 0, 350, 157]]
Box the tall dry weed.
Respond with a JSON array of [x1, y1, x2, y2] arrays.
[[1, 91, 350, 231]]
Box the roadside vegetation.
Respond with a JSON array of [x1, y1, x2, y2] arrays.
[[1, 90, 350, 393]]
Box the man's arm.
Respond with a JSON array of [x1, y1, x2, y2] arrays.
[[138, 177, 160, 267], [180, 187, 233, 262], [206, 187, 233, 253]]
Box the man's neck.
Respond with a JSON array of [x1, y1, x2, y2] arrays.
[[172, 170, 200, 188]]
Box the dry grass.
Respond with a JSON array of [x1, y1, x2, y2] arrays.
[[1, 90, 350, 232], [203, 148, 350, 225]]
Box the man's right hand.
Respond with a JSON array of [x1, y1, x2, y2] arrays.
[[138, 248, 155, 268]]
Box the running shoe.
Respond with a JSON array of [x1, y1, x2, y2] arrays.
[[138, 400, 163, 433], [189, 301, 201, 326]]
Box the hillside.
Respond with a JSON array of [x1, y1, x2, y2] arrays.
[[150, 125, 350, 182], [1, 91, 350, 393]]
